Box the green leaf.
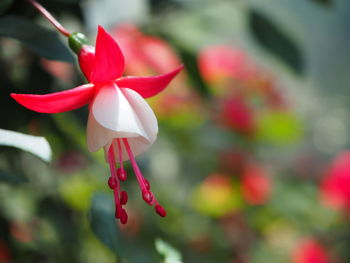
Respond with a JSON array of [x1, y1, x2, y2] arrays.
[[89, 193, 122, 254], [0, 0, 12, 15], [0, 15, 74, 62], [0, 128, 52, 162], [155, 238, 183, 263], [248, 10, 304, 74], [312, 0, 333, 6], [256, 111, 303, 145], [50, 0, 82, 2], [178, 48, 210, 98], [0, 170, 27, 184]]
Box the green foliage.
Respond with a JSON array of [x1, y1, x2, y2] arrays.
[[256, 111, 303, 145], [0, 0, 12, 15], [89, 193, 123, 254], [312, 0, 333, 6], [0, 16, 74, 62], [248, 9, 304, 74], [0, 170, 27, 184]]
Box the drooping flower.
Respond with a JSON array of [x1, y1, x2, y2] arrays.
[[11, 26, 183, 224]]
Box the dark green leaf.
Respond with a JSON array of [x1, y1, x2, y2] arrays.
[[178, 48, 210, 98], [49, 0, 82, 3], [248, 10, 304, 74], [312, 0, 333, 6], [0, 170, 27, 184], [89, 193, 123, 254], [0, 0, 12, 15], [0, 15, 74, 62]]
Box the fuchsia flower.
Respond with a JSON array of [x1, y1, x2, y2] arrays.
[[11, 26, 183, 224]]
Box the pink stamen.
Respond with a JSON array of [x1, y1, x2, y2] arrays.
[[122, 138, 166, 217], [107, 144, 128, 224], [116, 139, 127, 181], [119, 209, 128, 224], [155, 205, 166, 217], [108, 176, 117, 189], [120, 191, 128, 205], [122, 139, 151, 198]]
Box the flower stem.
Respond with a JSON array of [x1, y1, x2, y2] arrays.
[[27, 0, 71, 37]]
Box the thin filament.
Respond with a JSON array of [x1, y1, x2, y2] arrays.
[[107, 145, 121, 209], [122, 138, 147, 189], [116, 139, 124, 171]]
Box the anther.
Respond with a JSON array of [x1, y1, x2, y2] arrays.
[[142, 190, 154, 205], [155, 205, 166, 217], [143, 178, 151, 190], [108, 176, 117, 189], [120, 191, 128, 205], [119, 209, 128, 224], [117, 168, 127, 181]]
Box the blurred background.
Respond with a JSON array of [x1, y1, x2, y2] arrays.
[[0, 0, 350, 262]]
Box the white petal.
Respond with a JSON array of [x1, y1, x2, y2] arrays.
[[122, 88, 158, 145], [92, 83, 149, 142], [87, 86, 158, 162]]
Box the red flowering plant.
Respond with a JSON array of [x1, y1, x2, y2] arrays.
[[10, 1, 183, 224], [198, 45, 287, 139]]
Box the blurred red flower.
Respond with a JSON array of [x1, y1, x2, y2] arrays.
[[219, 149, 248, 175], [241, 164, 271, 205], [10, 221, 33, 243], [292, 238, 335, 263], [321, 151, 350, 213], [0, 240, 11, 263], [199, 45, 286, 137], [198, 45, 252, 86], [112, 24, 182, 77], [198, 45, 285, 104], [112, 23, 204, 125], [215, 96, 256, 136]]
